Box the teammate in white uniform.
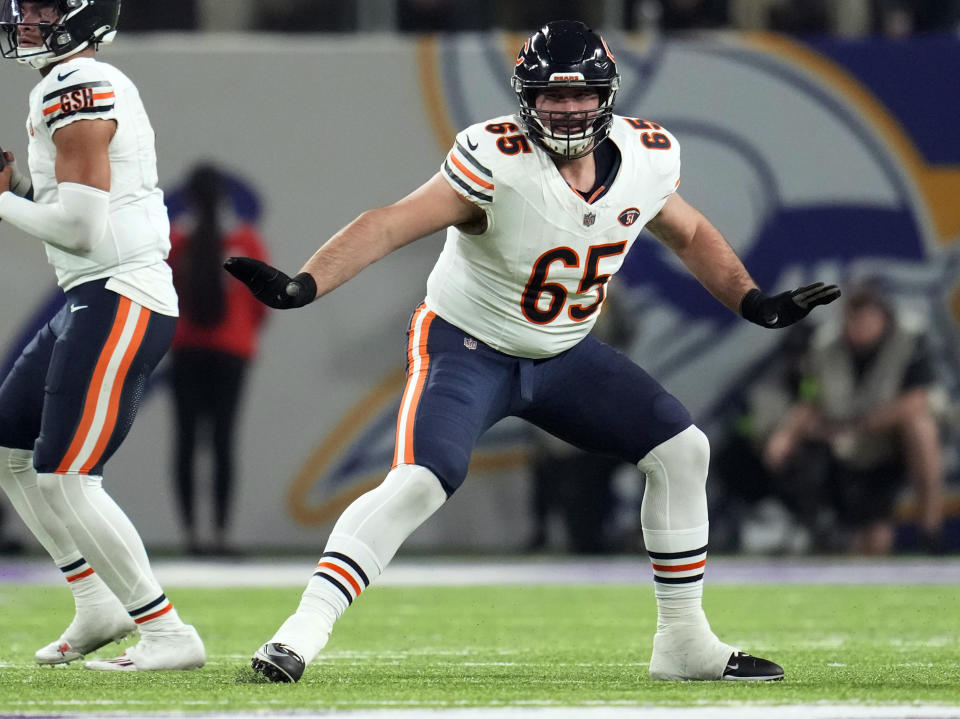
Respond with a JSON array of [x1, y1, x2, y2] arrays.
[[228, 21, 840, 683], [0, 0, 204, 671]]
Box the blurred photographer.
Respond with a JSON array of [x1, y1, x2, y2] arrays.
[[764, 283, 945, 554]]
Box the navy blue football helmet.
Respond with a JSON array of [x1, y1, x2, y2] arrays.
[[0, 0, 121, 69], [512, 20, 620, 159]]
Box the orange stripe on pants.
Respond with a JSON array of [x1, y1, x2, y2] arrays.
[[392, 305, 436, 467], [56, 297, 134, 474], [79, 305, 150, 474]]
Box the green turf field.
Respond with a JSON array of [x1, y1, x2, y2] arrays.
[[0, 583, 958, 713]]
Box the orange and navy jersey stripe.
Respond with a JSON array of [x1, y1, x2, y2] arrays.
[[55, 297, 150, 476], [129, 594, 173, 625], [313, 552, 370, 605], [59, 557, 95, 583], [393, 304, 437, 468], [443, 138, 494, 204], [42, 80, 116, 129], [648, 545, 707, 584]]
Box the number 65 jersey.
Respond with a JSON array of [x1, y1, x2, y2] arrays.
[[427, 114, 681, 360]]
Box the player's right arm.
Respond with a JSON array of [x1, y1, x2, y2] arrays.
[[225, 172, 484, 309], [0, 127, 111, 252], [0, 62, 117, 252]]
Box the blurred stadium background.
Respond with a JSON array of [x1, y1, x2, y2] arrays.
[[0, 0, 958, 559]]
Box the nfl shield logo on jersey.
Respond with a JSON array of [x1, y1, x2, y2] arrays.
[[463, 337, 478, 350], [582, 212, 596, 227]]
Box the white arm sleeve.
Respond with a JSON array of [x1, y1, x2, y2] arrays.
[[0, 182, 109, 253]]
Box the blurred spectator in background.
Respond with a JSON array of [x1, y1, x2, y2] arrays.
[[120, 1, 197, 31], [167, 164, 269, 555], [397, 0, 489, 32], [764, 283, 946, 555], [526, 433, 624, 553], [255, 0, 356, 32], [766, 0, 831, 34], [496, 1, 603, 31], [872, 0, 960, 37], [627, 0, 729, 31], [709, 323, 815, 553]]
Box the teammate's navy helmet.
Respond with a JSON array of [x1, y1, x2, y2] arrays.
[[512, 20, 620, 160], [0, 0, 121, 69]]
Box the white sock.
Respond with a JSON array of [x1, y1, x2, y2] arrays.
[[57, 557, 125, 611], [35, 472, 183, 633], [638, 426, 712, 630], [643, 524, 709, 631], [0, 448, 118, 609], [272, 464, 446, 662]]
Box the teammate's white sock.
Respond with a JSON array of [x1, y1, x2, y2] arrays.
[[0, 448, 119, 608], [271, 464, 447, 663], [57, 557, 124, 609], [36, 472, 184, 631]]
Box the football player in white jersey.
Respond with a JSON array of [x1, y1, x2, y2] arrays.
[[228, 21, 840, 683], [0, 0, 204, 671]]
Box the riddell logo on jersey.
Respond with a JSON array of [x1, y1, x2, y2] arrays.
[[618, 208, 641, 226]]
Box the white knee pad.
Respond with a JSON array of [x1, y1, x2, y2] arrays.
[[328, 464, 447, 572], [638, 425, 710, 531]]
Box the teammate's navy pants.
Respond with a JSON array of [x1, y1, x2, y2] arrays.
[[0, 279, 175, 475], [393, 304, 692, 495]]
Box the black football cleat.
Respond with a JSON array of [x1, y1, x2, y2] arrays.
[[251, 642, 305, 683], [720, 651, 784, 681]]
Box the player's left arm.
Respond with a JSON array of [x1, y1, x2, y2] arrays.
[[647, 193, 841, 328], [0, 118, 115, 253], [646, 192, 756, 313]]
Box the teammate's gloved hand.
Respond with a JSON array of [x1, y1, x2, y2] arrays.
[[223, 257, 317, 309], [740, 282, 841, 329]]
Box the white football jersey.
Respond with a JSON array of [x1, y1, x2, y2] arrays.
[[25, 56, 177, 315], [428, 114, 681, 359]]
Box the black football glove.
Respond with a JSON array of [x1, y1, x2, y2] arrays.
[[740, 282, 841, 329], [223, 257, 317, 309]]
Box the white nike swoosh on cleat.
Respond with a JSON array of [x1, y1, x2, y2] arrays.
[[70, 304, 88, 313]]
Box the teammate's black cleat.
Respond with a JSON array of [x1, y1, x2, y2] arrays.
[[720, 651, 784, 681], [251, 642, 305, 683]]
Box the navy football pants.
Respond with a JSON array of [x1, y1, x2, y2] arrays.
[[393, 304, 692, 495], [0, 279, 175, 475]]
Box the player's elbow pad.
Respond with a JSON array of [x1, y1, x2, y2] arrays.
[[0, 182, 109, 253]]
